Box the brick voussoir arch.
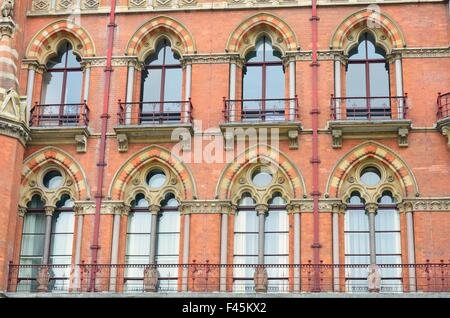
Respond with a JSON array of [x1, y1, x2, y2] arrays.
[[226, 12, 299, 57], [215, 145, 306, 200], [326, 142, 419, 198], [109, 145, 197, 201], [126, 16, 196, 62], [26, 19, 96, 64], [330, 9, 406, 52], [22, 147, 91, 200]]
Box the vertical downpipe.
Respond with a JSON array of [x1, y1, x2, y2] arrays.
[[89, 0, 117, 291], [311, 0, 322, 291]]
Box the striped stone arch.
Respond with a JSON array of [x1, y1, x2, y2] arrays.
[[126, 16, 196, 62], [326, 142, 419, 198], [21, 147, 91, 200], [26, 19, 96, 65], [215, 145, 306, 201], [109, 145, 197, 201], [226, 12, 299, 58], [330, 9, 406, 54]]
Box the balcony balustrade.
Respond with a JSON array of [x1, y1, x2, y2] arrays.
[[6, 261, 450, 294], [29, 102, 90, 127]]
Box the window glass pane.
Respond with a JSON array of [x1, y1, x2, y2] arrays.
[[346, 64, 366, 99], [345, 232, 370, 254], [369, 63, 390, 110], [141, 69, 162, 103], [66, 50, 81, 68], [23, 213, 45, 233], [234, 210, 258, 232], [246, 38, 265, 63], [263, 39, 282, 62], [348, 40, 367, 60], [42, 72, 64, 105], [164, 45, 181, 65], [126, 234, 151, 256], [375, 209, 400, 231], [234, 233, 258, 255], [146, 170, 166, 189], [146, 41, 165, 66], [132, 194, 149, 208], [366, 38, 386, 59], [156, 233, 180, 255], [64, 71, 83, 104], [265, 65, 285, 120], [344, 209, 369, 231], [158, 212, 180, 233], [376, 232, 401, 254], [51, 211, 75, 233], [264, 233, 288, 254], [20, 234, 45, 256], [265, 210, 288, 232], [50, 233, 73, 256], [243, 66, 263, 112], [163, 68, 182, 104], [127, 212, 152, 234]]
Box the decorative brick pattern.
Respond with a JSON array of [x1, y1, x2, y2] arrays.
[[109, 145, 197, 201], [21, 147, 90, 200], [326, 142, 418, 198], [226, 12, 299, 56], [26, 19, 96, 64], [126, 16, 196, 61]]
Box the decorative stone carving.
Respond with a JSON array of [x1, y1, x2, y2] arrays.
[[367, 264, 381, 293], [129, 0, 146, 7], [181, 200, 233, 214], [82, 0, 99, 9], [331, 129, 342, 148], [365, 203, 378, 214], [143, 266, 159, 292], [398, 127, 409, 147], [288, 129, 299, 149], [18, 205, 26, 217], [402, 198, 450, 211], [57, 0, 73, 10], [32, 0, 50, 11], [36, 266, 50, 293], [223, 130, 234, 151], [0, 89, 30, 145], [253, 267, 268, 293], [75, 134, 87, 153], [1, 0, 13, 19], [117, 133, 128, 152]]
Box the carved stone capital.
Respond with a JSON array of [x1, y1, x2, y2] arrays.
[[18, 205, 27, 217], [332, 202, 347, 214], [365, 202, 378, 214], [149, 204, 161, 214], [44, 205, 56, 216], [0, 17, 15, 38], [255, 203, 268, 216]]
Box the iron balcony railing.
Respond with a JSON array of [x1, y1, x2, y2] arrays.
[[437, 92, 450, 120], [117, 100, 193, 125], [330, 95, 408, 120], [223, 97, 299, 123], [29, 102, 90, 127], [7, 261, 450, 294]]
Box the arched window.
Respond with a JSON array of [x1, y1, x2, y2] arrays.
[[49, 194, 75, 292], [141, 39, 183, 123], [18, 195, 45, 292], [265, 193, 289, 292], [344, 190, 402, 292], [124, 194, 151, 292], [40, 42, 84, 126], [242, 36, 285, 121], [156, 193, 180, 292], [346, 32, 390, 119]]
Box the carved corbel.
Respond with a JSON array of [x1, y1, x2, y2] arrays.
[[288, 129, 299, 150], [332, 129, 342, 149], [398, 127, 409, 148], [75, 134, 87, 153], [117, 133, 128, 152]]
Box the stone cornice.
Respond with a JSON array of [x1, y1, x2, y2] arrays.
[[74, 200, 130, 215], [402, 197, 450, 212], [393, 47, 450, 59]]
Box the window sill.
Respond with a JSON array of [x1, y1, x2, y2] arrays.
[[327, 119, 412, 148], [28, 126, 91, 153]]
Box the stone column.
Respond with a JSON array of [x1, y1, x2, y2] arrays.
[[26, 64, 37, 115], [334, 57, 342, 119], [42, 206, 55, 265], [109, 205, 126, 292], [83, 63, 91, 102], [365, 203, 378, 265], [125, 61, 136, 124], [289, 60, 296, 120], [184, 62, 192, 123], [254, 204, 268, 293], [143, 204, 160, 292], [181, 212, 190, 291], [288, 203, 301, 292], [394, 56, 404, 119], [219, 205, 232, 292], [73, 203, 85, 291], [332, 203, 345, 292], [399, 202, 416, 292], [229, 61, 236, 122]]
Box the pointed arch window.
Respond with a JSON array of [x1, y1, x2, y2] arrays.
[[36, 42, 87, 126], [241, 36, 285, 121], [345, 33, 391, 119], [140, 39, 183, 123]]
